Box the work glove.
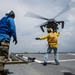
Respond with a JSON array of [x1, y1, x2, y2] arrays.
[[13, 38, 17, 45], [35, 38, 40, 40]]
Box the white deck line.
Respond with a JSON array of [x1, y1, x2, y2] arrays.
[[22, 56, 75, 63], [68, 53, 75, 56]]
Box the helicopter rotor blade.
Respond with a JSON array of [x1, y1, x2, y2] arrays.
[[54, 5, 70, 18], [35, 22, 47, 27], [35, 22, 47, 32], [25, 12, 49, 20], [54, 2, 75, 18]]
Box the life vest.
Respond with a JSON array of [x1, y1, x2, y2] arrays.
[[47, 32, 59, 48], [40, 32, 59, 48]]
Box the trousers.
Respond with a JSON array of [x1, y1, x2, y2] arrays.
[[44, 46, 59, 64], [0, 39, 10, 71]]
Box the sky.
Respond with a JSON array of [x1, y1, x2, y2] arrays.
[[0, 0, 75, 53]]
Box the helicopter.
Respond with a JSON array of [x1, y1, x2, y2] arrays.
[[25, 2, 74, 32], [25, 12, 64, 32]]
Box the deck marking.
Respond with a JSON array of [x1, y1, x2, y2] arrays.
[[68, 53, 75, 56], [60, 70, 71, 72], [60, 70, 71, 73], [22, 56, 75, 63]]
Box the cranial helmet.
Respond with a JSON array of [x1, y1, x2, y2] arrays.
[[5, 10, 15, 18], [47, 28, 53, 32], [47, 28, 53, 33]]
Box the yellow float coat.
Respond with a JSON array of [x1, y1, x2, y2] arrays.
[[40, 32, 59, 48]]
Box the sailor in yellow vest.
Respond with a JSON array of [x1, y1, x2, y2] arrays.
[[35, 28, 60, 65]]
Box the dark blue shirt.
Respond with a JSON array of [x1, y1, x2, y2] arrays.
[[0, 16, 17, 42]]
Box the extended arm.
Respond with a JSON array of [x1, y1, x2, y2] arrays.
[[35, 34, 49, 40]]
